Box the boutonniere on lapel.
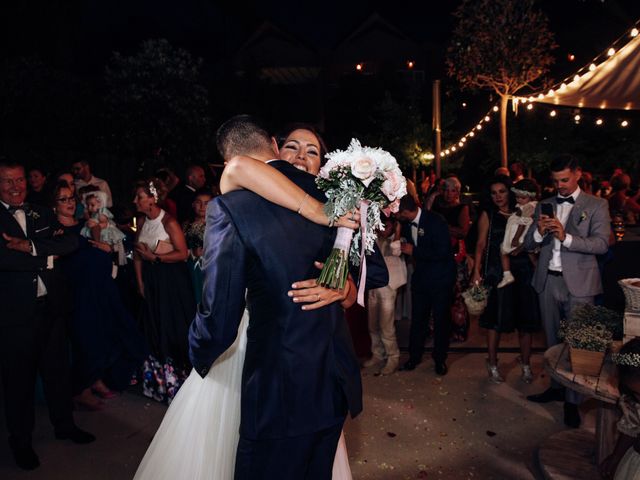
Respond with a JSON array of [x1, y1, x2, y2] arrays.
[[418, 228, 425, 237], [23, 204, 40, 221], [578, 211, 587, 225]]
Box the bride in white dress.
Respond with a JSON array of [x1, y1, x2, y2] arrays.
[[135, 127, 359, 480]]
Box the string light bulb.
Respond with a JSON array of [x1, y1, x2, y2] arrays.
[[573, 74, 580, 82], [596, 119, 603, 126], [574, 114, 581, 122], [451, 146, 456, 152], [550, 110, 557, 117], [492, 106, 499, 112], [526, 103, 534, 110], [407, 60, 414, 69], [469, 132, 475, 137], [589, 63, 597, 71], [484, 116, 490, 122], [356, 63, 363, 71], [621, 120, 629, 127], [631, 28, 638, 38], [607, 48, 615, 57]]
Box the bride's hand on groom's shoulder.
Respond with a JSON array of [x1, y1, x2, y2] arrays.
[[288, 261, 350, 310]]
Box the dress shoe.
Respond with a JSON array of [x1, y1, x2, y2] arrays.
[[9, 439, 39, 470], [55, 426, 96, 444], [380, 358, 399, 375], [399, 359, 421, 371], [435, 361, 448, 376], [526, 387, 565, 403], [564, 402, 581, 428]]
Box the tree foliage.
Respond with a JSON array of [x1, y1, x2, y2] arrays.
[[104, 39, 211, 171], [446, 0, 556, 97], [362, 93, 431, 174]]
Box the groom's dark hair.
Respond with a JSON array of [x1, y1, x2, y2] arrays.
[[216, 114, 272, 160]]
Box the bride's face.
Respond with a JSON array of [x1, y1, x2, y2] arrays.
[[279, 129, 322, 176]]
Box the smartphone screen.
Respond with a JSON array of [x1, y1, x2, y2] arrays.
[[540, 203, 554, 218]]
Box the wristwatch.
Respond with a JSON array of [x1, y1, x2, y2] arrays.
[[154, 255, 161, 264]]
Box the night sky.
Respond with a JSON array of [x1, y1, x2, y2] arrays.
[[2, 0, 640, 78]]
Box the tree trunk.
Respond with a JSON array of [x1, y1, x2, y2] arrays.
[[499, 94, 509, 168]]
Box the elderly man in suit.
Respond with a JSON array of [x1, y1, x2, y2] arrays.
[[0, 161, 94, 471], [524, 154, 611, 428]]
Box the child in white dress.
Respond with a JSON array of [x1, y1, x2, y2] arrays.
[[497, 178, 538, 288], [81, 190, 126, 265]]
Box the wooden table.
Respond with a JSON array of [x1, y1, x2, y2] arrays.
[[537, 343, 620, 480]]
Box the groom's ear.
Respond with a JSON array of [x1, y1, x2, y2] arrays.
[[270, 137, 280, 157]]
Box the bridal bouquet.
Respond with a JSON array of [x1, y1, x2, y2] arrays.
[[316, 138, 407, 299]]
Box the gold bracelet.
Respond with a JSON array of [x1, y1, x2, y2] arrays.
[[296, 193, 310, 215]]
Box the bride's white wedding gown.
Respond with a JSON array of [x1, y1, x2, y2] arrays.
[[133, 310, 353, 480]]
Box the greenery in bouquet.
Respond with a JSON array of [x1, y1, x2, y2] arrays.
[[315, 138, 407, 290]]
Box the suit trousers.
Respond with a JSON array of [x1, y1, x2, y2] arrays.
[[409, 285, 452, 364], [0, 298, 74, 446], [234, 421, 343, 480], [539, 274, 594, 404], [367, 286, 400, 361]]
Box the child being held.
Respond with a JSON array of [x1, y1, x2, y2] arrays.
[[497, 178, 539, 288], [81, 190, 126, 265], [600, 339, 640, 480]]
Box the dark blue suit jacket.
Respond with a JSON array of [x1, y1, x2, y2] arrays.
[[189, 161, 387, 440], [402, 209, 456, 291], [0, 204, 78, 326]]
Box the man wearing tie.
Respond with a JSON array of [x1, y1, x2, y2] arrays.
[[395, 195, 456, 376], [0, 161, 94, 470], [524, 154, 611, 428]]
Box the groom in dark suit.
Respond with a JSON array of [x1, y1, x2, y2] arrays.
[[0, 161, 94, 470], [189, 115, 387, 479]]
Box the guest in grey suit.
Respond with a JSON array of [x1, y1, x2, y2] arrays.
[[524, 154, 611, 428]]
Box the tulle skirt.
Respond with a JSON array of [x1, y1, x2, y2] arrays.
[[133, 311, 248, 479], [615, 448, 640, 480], [134, 310, 353, 480]]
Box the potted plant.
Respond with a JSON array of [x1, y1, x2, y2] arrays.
[[559, 304, 621, 376]]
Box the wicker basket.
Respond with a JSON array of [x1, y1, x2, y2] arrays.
[[569, 347, 605, 377], [619, 278, 640, 313], [462, 288, 488, 316]]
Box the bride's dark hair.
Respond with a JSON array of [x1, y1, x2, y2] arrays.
[[277, 123, 329, 165]]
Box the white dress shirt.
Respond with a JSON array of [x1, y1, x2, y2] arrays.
[[533, 187, 581, 272]]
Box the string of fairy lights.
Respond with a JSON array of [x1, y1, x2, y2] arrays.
[[426, 22, 639, 161]]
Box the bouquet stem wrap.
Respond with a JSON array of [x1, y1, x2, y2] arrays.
[[317, 227, 353, 291], [356, 200, 369, 307]]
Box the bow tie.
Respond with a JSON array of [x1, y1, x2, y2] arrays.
[[557, 196, 575, 205], [410, 222, 419, 228], [6, 204, 27, 214]]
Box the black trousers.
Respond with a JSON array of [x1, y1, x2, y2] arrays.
[[408, 285, 453, 364], [0, 298, 74, 447], [234, 422, 343, 480]]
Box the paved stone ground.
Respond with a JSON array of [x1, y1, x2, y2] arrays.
[[0, 348, 601, 480]]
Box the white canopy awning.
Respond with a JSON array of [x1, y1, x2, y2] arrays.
[[533, 33, 640, 110]]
